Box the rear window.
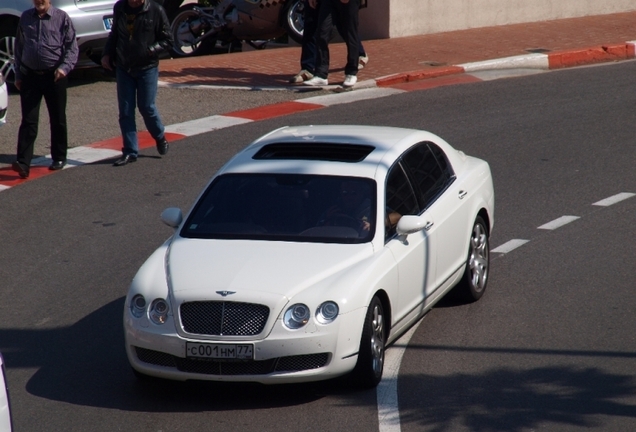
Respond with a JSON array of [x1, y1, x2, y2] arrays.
[[181, 174, 377, 244]]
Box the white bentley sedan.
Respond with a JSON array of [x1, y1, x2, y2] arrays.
[[124, 125, 495, 388]]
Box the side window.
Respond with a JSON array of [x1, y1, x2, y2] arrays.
[[385, 164, 419, 239], [401, 142, 454, 210]]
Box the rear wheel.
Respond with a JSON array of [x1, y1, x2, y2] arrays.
[[352, 296, 386, 388], [0, 19, 18, 86], [454, 216, 490, 302]]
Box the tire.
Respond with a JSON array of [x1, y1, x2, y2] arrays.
[[454, 216, 490, 302], [0, 20, 18, 87], [352, 296, 386, 389], [282, 0, 304, 44], [171, 5, 217, 57]]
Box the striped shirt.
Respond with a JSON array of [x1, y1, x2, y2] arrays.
[[14, 6, 79, 81]]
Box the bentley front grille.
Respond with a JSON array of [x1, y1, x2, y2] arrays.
[[180, 301, 270, 336]]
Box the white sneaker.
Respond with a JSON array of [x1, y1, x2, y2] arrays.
[[358, 54, 369, 70], [303, 76, 328, 86], [343, 74, 357, 88], [289, 69, 314, 83]]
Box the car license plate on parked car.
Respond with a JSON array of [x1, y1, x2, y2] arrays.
[[104, 16, 113, 30], [186, 342, 253, 360]]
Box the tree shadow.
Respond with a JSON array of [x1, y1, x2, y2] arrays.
[[391, 366, 636, 431]]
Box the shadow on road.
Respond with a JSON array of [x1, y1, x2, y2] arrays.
[[396, 365, 636, 431], [1, 297, 635, 429]]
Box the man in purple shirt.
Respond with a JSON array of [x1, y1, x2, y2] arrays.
[[12, 0, 78, 179]]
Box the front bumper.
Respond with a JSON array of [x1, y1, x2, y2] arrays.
[[124, 306, 367, 384]]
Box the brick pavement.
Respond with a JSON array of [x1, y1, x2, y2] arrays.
[[159, 11, 636, 88]]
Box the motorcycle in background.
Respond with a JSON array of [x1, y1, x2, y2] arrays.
[[164, 0, 305, 57]]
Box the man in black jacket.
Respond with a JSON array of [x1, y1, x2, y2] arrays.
[[101, 0, 173, 166]]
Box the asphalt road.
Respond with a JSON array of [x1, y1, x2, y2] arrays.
[[0, 61, 635, 431]]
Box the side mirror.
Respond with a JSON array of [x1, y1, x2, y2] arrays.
[[396, 215, 427, 236], [161, 207, 183, 228]]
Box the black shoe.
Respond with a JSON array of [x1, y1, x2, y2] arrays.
[[49, 160, 66, 171], [156, 138, 169, 156], [113, 155, 138, 166], [11, 161, 29, 179]]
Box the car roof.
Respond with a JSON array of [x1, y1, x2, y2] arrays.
[[219, 125, 460, 179]]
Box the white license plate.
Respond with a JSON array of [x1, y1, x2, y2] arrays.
[[186, 342, 254, 360], [104, 16, 113, 30]]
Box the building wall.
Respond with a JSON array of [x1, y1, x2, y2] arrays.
[[359, 0, 636, 39]]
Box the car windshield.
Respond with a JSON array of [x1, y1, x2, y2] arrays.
[[181, 173, 377, 243]]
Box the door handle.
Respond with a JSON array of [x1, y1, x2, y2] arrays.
[[424, 221, 434, 231], [458, 190, 468, 199]]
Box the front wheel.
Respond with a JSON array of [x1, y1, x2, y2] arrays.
[[453, 215, 490, 302], [171, 6, 217, 57], [352, 296, 386, 388], [282, 0, 304, 44]]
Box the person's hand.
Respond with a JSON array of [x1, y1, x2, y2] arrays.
[[54, 68, 66, 82], [101, 55, 113, 71], [15, 80, 21, 91], [308, 0, 317, 8]]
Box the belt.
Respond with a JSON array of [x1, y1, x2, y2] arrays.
[[20, 65, 55, 75]]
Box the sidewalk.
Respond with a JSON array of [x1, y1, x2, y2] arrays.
[[158, 11, 636, 89]]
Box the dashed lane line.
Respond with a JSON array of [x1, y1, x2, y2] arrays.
[[592, 192, 636, 207], [537, 215, 581, 230], [492, 239, 531, 254]]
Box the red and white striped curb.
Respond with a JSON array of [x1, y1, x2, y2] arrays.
[[0, 87, 403, 192], [2, 40, 634, 192], [375, 41, 636, 86]]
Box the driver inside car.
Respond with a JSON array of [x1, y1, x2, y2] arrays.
[[319, 180, 372, 233]]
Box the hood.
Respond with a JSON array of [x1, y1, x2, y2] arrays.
[[166, 237, 374, 301]]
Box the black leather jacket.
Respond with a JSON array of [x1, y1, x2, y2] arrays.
[[104, 0, 173, 72]]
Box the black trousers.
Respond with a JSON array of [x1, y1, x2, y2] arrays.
[[300, 0, 365, 73], [17, 71, 69, 166], [315, 0, 360, 79]]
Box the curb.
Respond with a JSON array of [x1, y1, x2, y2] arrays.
[[2, 40, 635, 192], [375, 41, 636, 87]]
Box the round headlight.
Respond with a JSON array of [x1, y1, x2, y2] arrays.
[[149, 298, 170, 325], [130, 294, 146, 318], [283, 303, 310, 329], [316, 301, 339, 324]]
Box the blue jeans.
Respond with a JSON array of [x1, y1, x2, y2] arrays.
[[116, 66, 165, 157]]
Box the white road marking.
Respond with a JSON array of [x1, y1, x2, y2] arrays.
[[538, 215, 580, 230], [164, 115, 252, 136], [491, 239, 530, 253], [592, 192, 636, 207], [297, 87, 405, 107], [377, 319, 423, 432]]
